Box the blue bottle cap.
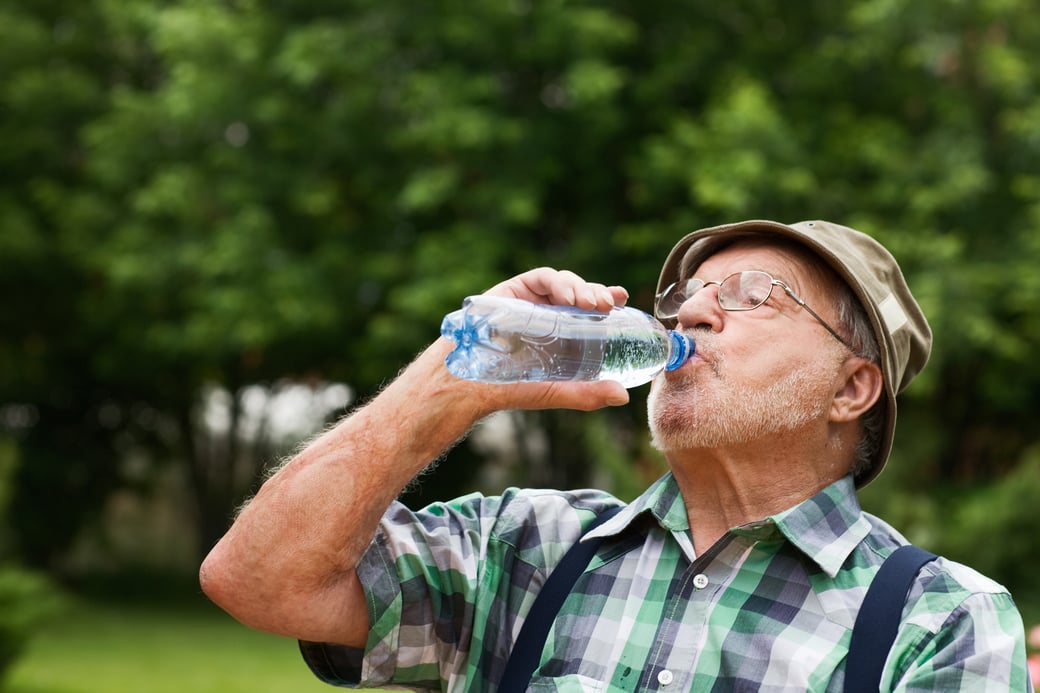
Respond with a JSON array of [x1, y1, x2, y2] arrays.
[[664, 331, 694, 371]]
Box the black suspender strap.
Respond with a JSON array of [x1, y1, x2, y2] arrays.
[[844, 545, 937, 693], [498, 505, 624, 693]]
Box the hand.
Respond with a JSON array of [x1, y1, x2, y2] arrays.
[[463, 267, 632, 411], [485, 267, 629, 313]]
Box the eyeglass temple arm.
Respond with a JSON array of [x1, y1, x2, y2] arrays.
[[778, 286, 855, 351]]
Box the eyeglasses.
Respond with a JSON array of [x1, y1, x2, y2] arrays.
[[655, 270, 854, 350]]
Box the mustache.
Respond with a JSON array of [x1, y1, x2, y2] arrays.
[[684, 328, 716, 359]]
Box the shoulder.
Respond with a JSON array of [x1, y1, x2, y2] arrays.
[[857, 516, 1028, 686], [386, 487, 624, 554], [907, 555, 1019, 634], [889, 556, 1029, 689], [861, 512, 1010, 600], [845, 512, 1022, 655], [478, 487, 624, 550], [859, 512, 1015, 621], [921, 556, 1009, 597]]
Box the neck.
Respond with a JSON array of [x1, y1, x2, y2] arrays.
[[665, 429, 851, 555]]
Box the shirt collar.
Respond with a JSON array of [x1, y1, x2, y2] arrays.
[[765, 475, 871, 577], [582, 472, 688, 542], [586, 473, 870, 578]]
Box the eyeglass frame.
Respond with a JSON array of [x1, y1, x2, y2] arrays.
[[654, 270, 856, 351]]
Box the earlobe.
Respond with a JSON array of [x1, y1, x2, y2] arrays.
[[831, 359, 884, 422]]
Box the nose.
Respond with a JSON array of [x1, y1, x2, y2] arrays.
[[675, 283, 724, 334]]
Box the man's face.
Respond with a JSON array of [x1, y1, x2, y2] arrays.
[[647, 239, 850, 452]]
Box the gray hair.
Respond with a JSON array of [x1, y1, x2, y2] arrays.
[[834, 283, 884, 479]]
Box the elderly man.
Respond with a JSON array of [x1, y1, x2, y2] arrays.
[[201, 220, 1031, 691]]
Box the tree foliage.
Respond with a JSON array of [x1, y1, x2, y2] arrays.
[[0, 439, 66, 682], [1, 0, 1038, 603]]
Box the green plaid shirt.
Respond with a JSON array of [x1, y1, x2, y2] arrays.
[[301, 474, 1031, 691]]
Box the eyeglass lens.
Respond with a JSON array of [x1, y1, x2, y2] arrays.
[[722, 271, 774, 310], [656, 271, 775, 318]]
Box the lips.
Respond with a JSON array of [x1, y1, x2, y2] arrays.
[[669, 331, 718, 376]]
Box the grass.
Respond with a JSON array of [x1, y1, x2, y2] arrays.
[[4, 592, 354, 693]]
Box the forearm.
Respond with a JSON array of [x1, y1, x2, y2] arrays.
[[199, 338, 493, 642]]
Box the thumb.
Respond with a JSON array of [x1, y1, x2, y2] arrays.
[[530, 380, 631, 411]]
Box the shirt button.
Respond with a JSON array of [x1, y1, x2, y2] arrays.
[[692, 573, 709, 589], [657, 669, 674, 686]]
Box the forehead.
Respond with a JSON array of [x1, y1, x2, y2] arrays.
[[689, 238, 822, 284]]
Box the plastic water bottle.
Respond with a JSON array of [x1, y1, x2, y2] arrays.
[[440, 295, 694, 388]]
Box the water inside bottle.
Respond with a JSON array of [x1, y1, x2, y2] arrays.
[[465, 326, 671, 387]]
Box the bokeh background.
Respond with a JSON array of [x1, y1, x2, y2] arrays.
[[2, 0, 1039, 690]]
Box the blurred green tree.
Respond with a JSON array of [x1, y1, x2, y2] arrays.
[[0, 0, 1038, 604], [0, 438, 66, 682]]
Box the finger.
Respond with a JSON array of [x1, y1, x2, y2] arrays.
[[577, 282, 630, 310], [607, 285, 630, 307], [488, 268, 627, 312], [487, 268, 577, 302]]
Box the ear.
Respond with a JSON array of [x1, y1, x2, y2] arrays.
[[830, 358, 883, 423]]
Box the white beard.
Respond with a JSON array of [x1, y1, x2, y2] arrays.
[[647, 341, 841, 452]]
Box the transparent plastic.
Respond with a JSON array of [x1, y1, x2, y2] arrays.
[[440, 295, 694, 388]]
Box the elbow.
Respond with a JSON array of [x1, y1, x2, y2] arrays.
[[199, 542, 239, 615], [198, 539, 324, 639], [199, 540, 266, 630], [199, 541, 366, 645]]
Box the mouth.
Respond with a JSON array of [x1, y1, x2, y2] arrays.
[[664, 346, 701, 377], [670, 332, 714, 373]]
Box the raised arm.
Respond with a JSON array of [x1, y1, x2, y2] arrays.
[[198, 269, 630, 647]]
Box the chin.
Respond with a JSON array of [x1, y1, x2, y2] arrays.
[[647, 390, 700, 452]]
